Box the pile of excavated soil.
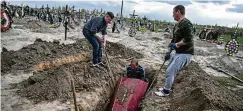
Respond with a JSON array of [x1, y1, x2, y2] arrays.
[[23, 20, 54, 33], [12, 17, 30, 25], [1, 39, 90, 74], [141, 61, 243, 111], [1, 38, 143, 74], [12, 17, 54, 33], [15, 58, 124, 105]]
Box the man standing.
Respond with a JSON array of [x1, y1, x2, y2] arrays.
[[83, 12, 114, 67], [155, 5, 194, 96]]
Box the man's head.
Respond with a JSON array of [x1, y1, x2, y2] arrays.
[[130, 59, 138, 69], [105, 12, 114, 24], [173, 5, 185, 21]]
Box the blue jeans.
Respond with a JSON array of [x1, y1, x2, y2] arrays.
[[164, 53, 192, 91], [82, 29, 102, 64]]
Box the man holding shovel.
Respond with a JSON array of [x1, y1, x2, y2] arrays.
[[155, 5, 194, 96], [83, 12, 114, 68]]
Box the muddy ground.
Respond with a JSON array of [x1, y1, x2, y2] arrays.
[[1, 16, 243, 111]]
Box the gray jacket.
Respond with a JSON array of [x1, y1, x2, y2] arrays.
[[83, 16, 107, 35]]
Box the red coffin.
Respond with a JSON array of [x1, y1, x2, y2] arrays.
[[110, 77, 148, 111]]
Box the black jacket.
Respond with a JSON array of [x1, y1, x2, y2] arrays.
[[126, 65, 145, 80]]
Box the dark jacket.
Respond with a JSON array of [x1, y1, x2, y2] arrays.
[[172, 18, 194, 55], [126, 65, 145, 81], [83, 16, 107, 35]]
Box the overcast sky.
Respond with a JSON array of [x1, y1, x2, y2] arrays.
[[8, 0, 243, 27]]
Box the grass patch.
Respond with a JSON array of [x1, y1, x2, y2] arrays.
[[214, 76, 242, 88], [221, 35, 243, 45], [236, 74, 243, 80]]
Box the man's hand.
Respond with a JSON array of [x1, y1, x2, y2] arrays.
[[100, 38, 104, 43], [99, 38, 105, 47], [169, 43, 178, 50], [96, 36, 102, 43]]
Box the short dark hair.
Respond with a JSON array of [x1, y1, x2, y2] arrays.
[[174, 5, 185, 15], [106, 12, 114, 19]]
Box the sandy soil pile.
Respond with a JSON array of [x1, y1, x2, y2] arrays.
[[23, 20, 54, 33], [1, 39, 90, 73], [141, 61, 243, 111], [12, 16, 54, 33]]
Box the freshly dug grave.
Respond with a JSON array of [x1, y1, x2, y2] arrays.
[[2, 38, 145, 110], [141, 61, 243, 111], [1, 38, 143, 74], [15, 58, 125, 110], [23, 20, 54, 33]]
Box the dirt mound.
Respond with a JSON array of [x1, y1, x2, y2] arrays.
[[12, 17, 30, 25], [142, 61, 243, 111], [171, 61, 243, 111], [23, 20, 54, 33], [105, 42, 144, 59], [12, 17, 54, 33], [1, 39, 89, 74], [1, 38, 143, 74], [15, 59, 124, 104]]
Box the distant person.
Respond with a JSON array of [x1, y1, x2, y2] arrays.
[[126, 59, 146, 81], [82, 12, 114, 68], [193, 26, 196, 35], [155, 5, 194, 97]]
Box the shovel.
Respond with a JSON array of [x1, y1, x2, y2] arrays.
[[145, 48, 172, 95], [103, 39, 116, 89]]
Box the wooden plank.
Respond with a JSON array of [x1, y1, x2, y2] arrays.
[[71, 79, 79, 111]]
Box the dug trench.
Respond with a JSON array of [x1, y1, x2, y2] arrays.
[[2, 38, 243, 111], [1, 38, 157, 111]]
